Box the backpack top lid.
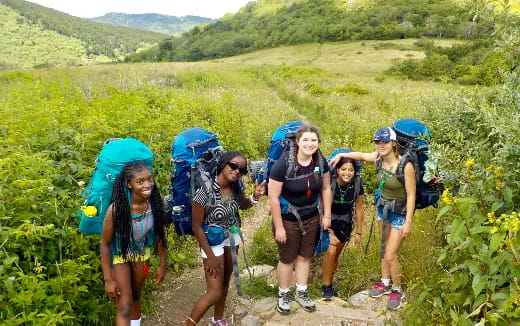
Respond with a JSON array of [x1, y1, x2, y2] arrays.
[[328, 148, 362, 175], [97, 138, 154, 167], [271, 121, 305, 142], [172, 128, 219, 162], [392, 118, 431, 152]]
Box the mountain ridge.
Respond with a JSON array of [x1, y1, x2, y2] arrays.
[[89, 12, 215, 35]]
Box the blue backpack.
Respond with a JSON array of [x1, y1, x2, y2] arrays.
[[78, 138, 154, 235], [167, 128, 221, 236], [387, 118, 443, 209], [255, 121, 305, 191]]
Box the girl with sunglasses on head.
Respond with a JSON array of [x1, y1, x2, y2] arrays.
[[187, 151, 265, 326], [268, 125, 332, 315], [329, 127, 416, 310], [100, 161, 168, 326]]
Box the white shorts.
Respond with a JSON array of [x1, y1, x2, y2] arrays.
[[200, 232, 242, 258]]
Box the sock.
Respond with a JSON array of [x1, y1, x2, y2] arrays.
[[392, 285, 402, 293], [381, 278, 390, 287], [279, 287, 290, 295], [212, 317, 223, 323], [296, 283, 307, 292], [130, 318, 141, 326]]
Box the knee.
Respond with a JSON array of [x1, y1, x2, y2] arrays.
[[117, 302, 132, 320], [384, 253, 399, 265], [205, 288, 223, 304]]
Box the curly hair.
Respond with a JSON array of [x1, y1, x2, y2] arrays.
[[111, 161, 167, 260]]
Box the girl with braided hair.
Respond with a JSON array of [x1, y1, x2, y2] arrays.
[[187, 151, 265, 326], [100, 161, 168, 326]]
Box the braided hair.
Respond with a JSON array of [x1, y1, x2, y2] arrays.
[[111, 161, 167, 260], [216, 150, 247, 198]]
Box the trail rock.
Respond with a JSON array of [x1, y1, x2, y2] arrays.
[[241, 314, 261, 326], [241, 264, 275, 278]]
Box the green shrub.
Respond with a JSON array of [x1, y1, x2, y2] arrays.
[[247, 217, 278, 266]]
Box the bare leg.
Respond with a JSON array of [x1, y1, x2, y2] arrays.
[[213, 246, 236, 320], [322, 241, 346, 285], [277, 260, 295, 289], [113, 263, 132, 326], [187, 255, 226, 325], [294, 255, 311, 286], [129, 262, 147, 321], [384, 228, 405, 287], [381, 223, 391, 279]]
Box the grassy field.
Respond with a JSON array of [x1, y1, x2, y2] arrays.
[[0, 38, 465, 324]]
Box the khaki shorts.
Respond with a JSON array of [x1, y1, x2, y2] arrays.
[[273, 215, 320, 264]]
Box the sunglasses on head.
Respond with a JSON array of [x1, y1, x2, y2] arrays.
[[227, 162, 248, 175]]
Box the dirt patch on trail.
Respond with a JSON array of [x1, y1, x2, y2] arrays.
[[143, 200, 270, 325]]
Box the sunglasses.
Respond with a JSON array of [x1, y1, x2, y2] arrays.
[[227, 162, 248, 175]]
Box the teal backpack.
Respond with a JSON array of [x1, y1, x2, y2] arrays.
[[78, 138, 154, 235]]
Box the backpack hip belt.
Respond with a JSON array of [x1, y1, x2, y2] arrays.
[[284, 197, 322, 236], [331, 213, 352, 222]]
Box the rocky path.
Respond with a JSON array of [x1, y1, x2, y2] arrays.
[[144, 200, 400, 325]]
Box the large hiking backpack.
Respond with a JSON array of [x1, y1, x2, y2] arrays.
[[78, 138, 154, 235], [168, 128, 221, 236], [390, 118, 443, 209], [251, 121, 305, 192]]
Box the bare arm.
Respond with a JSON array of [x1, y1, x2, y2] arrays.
[[268, 178, 286, 244], [402, 162, 416, 238], [240, 180, 266, 210], [154, 242, 167, 284], [191, 202, 213, 258], [100, 204, 117, 298], [329, 151, 378, 167], [321, 171, 332, 230]]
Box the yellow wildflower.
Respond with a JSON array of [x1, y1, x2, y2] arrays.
[[496, 166, 505, 177], [441, 189, 453, 205], [465, 158, 475, 169], [491, 226, 500, 234]]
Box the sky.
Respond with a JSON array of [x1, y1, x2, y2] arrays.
[[27, 0, 255, 19]]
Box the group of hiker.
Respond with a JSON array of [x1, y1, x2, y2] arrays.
[[88, 121, 428, 325]]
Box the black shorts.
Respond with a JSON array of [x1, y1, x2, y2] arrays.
[[330, 219, 353, 243]]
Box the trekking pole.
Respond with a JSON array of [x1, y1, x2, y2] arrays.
[[363, 210, 375, 258]]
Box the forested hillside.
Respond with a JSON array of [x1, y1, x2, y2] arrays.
[[0, 0, 167, 69], [126, 0, 489, 63], [89, 13, 215, 36]]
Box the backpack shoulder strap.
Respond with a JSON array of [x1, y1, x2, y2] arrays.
[[284, 141, 297, 179], [396, 152, 420, 185]]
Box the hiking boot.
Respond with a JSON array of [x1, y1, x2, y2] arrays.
[[211, 319, 228, 326], [276, 291, 291, 315], [321, 285, 338, 301], [295, 289, 316, 312], [387, 289, 405, 310], [368, 282, 392, 298]]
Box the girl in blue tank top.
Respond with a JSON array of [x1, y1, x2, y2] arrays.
[[100, 161, 168, 326]]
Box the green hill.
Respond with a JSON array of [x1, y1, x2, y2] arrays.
[[89, 13, 215, 36], [0, 0, 167, 69], [126, 0, 491, 63]]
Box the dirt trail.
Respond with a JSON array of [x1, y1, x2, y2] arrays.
[[144, 199, 400, 325], [143, 200, 270, 325]]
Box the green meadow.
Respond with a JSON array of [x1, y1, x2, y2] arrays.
[[1, 38, 519, 324]]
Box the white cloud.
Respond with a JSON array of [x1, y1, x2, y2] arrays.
[[27, 0, 255, 19]]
